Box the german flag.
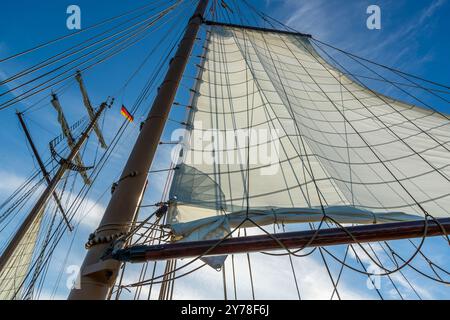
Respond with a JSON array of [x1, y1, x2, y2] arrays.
[[120, 105, 134, 122]]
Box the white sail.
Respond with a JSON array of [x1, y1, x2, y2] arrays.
[[0, 209, 44, 299], [167, 25, 450, 241]]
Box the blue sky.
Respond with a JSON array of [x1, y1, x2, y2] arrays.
[[0, 0, 449, 300]]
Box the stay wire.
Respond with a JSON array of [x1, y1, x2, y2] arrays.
[[0, 0, 168, 63], [0, 4, 180, 111], [0, 0, 174, 86], [0, 2, 180, 97]]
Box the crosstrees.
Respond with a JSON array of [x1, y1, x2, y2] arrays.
[[50, 93, 92, 186], [75, 71, 107, 149]]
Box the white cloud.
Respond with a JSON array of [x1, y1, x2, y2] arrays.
[[349, 243, 433, 299], [0, 168, 106, 231], [283, 0, 337, 41], [72, 196, 106, 230], [36, 290, 66, 300], [115, 245, 372, 300], [0, 68, 33, 105], [0, 170, 26, 194]]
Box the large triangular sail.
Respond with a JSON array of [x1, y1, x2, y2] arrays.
[[167, 24, 450, 242]]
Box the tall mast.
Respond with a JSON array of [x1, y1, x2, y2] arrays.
[[16, 112, 72, 231], [68, 0, 210, 300], [0, 101, 109, 276]]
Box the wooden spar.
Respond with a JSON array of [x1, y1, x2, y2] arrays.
[[110, 218, 450, 262], [75, 71, 107, 149], [0, 102, 109, 275], [51, 94, 92, 185], [16, 112, 73, 231], [68, 0, 210, 300], [204, 20, 312, 38]]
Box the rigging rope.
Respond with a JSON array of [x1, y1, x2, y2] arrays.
[[0, 0, 170, 63]]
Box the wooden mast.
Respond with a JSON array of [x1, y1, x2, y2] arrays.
[[16, 112, 72, 231], [68, 0, 210, 300], [0, 101, 109, 275]]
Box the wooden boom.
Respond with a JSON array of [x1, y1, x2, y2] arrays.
[[111, 218, 450, 262]]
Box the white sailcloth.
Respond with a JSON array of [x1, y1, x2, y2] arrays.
[[167, 25, 450, 242], [0, 209, 45, 299]]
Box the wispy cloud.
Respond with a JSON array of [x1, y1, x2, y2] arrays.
[[282, 0, 343, 41], [364, 0, 446, 61], [279, 0, 447, 70], [349, 243, 433, 299], [0, 170, 25, 194], [115, 251, 371, 300]]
